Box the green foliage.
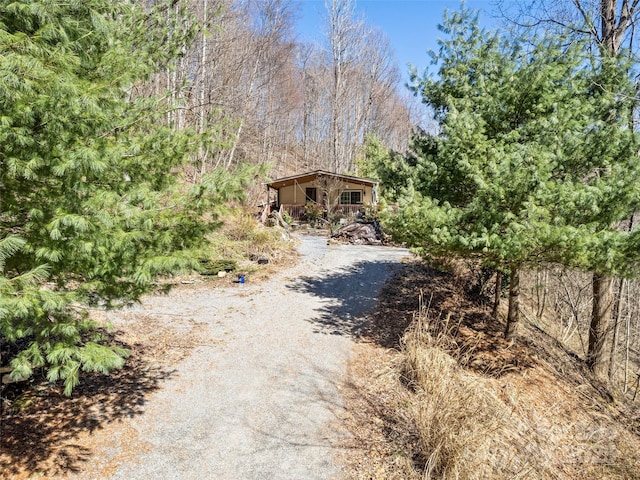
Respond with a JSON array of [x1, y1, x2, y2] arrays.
[[359, 203, 379, 222], [304, 202, 324, 226], [389, 6, 640, 277], [281, 210, 293, 225], [0, 0, 247, 394], [357, 134, 387, 180], [198, 259, 238, 276], [358, 134, 417, 203]]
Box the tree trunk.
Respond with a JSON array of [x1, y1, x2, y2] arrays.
[[587, 0, 630, 383], [492, 270, 502, 319], [608, 216, 634, 382], [198, 0, 209, 180], [608, 277, 626, 381], [587, 273, 614, 380], [504, 267, 520, 341], [536, 269, 548, 318], [624, 282, 632, 392], [227, 119, 244, 168]]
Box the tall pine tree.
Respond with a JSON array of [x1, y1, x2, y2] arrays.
[[0, 0, 246, 394], [389, 7, 639, 341]]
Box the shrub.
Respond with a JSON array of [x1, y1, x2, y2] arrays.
[[304, 202, 324, 226], [198, 259, 237, 275], [225, 214, 258, 241]]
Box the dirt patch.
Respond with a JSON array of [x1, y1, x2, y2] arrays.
[[365, 260, 535, 376]]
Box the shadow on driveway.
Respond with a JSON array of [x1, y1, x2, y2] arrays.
[[287, 259, 403, 339]]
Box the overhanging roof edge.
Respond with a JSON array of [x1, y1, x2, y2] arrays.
[[265, 170, 378, 189]]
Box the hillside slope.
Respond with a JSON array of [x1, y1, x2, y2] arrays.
[[340, 260, 640, 479]]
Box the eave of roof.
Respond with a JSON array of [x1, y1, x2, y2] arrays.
[[266, 170, 378, 189]]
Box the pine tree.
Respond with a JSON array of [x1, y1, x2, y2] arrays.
[[389, 7, 639, 341], [357, 133, 419, 203], [0, 0, 246, 394]]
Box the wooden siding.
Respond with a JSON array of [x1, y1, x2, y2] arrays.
[[277, 182, 374, 207], [281, 204, 365, 220]]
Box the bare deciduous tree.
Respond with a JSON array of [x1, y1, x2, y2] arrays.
[[136, 0, 415, 206]]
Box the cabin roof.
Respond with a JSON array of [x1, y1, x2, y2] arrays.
[[266, 170, 378, 189]]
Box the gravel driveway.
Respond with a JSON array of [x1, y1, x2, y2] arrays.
[[80, 234, 409, 479]]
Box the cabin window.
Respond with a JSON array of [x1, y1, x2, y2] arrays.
[[340, 190, 363, 205], [305, 187, 317, 203]]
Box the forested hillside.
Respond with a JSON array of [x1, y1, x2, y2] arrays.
[[370, 2, 640, 406], [144, 0, 416, 183]]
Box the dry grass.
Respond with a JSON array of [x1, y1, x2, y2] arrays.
[[341, 260, 640, 480], [210, 210, 297, 267], [196, 210, 298, 285], [339, 343, 420, 480], [400, 310, 514, 479]]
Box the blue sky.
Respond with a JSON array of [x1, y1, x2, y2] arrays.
[[295, 0, 497, 83]]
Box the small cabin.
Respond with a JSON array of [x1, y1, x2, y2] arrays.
[[265, 170, 378, 221]]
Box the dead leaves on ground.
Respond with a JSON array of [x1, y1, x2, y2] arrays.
[[0, 312, 206, 479]]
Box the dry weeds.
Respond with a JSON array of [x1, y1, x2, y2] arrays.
[[211, 210, 299, 271], [401, 312, 517, 479], [340, 259, 640, 480], [339, 343, 420, 480]]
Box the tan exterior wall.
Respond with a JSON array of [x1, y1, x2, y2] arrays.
[[277, 180, 374, 206]]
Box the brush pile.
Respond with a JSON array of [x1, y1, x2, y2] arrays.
[[331, 221, 386, 245]]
